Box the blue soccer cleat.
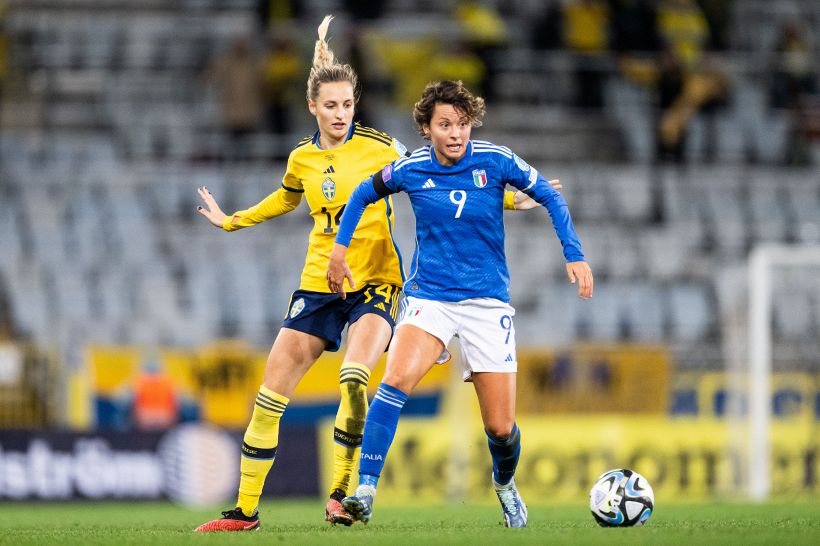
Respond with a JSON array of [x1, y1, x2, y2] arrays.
[[341, 484, 376, 524], [493, 477, 528, 528]]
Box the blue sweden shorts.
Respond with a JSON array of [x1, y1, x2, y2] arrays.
[[281, 284, 402, 352]]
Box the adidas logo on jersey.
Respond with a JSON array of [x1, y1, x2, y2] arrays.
[[422, 179, 436, 188], [375, 303, 386, 311], [505, 354, 514, 362], [323, 165, 335, 174]]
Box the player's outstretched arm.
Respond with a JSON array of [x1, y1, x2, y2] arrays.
[[327, 243, 356, 299], [198, 186, 302, 231], [566, 261, 594, 299], [196, 186, 227, 228]]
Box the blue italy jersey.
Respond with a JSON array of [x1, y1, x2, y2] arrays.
[[336, 140, 585, 303]]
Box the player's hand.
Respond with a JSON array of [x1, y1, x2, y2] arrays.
[[512, 191, 538, 210], [196, 186, 228, 228], [327, 243, 356, 299], [566, 261, 593, 299], [512, 180, 561, 211]]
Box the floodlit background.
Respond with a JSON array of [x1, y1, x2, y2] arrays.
[[0, 0, 818, 507]]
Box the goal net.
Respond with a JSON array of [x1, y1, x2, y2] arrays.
[[727, 244, 820, 501]]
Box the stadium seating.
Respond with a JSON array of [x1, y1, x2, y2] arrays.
[[1, 0, 818, 378]]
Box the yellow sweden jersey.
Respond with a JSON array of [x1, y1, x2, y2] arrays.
[[283, 124, 405, 292]]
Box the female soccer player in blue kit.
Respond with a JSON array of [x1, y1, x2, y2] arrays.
[[326, 80, 593, 528]]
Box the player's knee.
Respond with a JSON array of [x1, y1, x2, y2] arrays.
[[485, 421, 515, 440], [381, 372, 413, 396]]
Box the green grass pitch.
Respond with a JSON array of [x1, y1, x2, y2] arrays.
[[1, 500, 818, 545]]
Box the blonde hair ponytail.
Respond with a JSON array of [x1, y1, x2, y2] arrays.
[[313, 15, 335, 69], [306, 15, 359, 102]]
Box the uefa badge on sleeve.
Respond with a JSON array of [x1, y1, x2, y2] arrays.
[[472, 169, 488, 188], [513, 153, 531, 173]]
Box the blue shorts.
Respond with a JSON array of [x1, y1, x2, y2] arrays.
[[282, 284, 402, 352]]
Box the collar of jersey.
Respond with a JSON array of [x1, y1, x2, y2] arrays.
[[311, 123, 356, 149], [429, 141, 473, 167]]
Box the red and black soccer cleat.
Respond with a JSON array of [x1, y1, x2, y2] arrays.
[[325, 489, 354, 526], [194, 508, 260, 532]]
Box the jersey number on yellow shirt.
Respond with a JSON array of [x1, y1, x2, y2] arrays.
[[320, 204, 347, 233]]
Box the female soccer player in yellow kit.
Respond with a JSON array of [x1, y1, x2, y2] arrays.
[[194, 16, 543, 532]]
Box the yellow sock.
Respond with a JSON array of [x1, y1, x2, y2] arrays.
[[329, 362, 371, 495], [236, 385, 289, 516]]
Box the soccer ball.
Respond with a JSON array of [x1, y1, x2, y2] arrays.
[[589, 468, 654, 527]]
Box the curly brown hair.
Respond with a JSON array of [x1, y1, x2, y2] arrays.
[[412, 80, 485, 139]]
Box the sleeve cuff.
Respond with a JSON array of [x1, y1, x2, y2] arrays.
[[503, 191, 516, 210], [222, 216, 237, 231]]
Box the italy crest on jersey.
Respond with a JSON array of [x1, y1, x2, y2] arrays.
[[472, 169, 488, 188], [322, 177, 336, 201]]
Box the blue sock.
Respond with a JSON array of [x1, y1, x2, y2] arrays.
[[487, 423, 521, 486], [357, 383, 408, 488]]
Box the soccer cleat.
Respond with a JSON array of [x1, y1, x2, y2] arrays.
[[325, 489, 354, 526], [341, 484, 376, 524], [194, 508, 260, 532], [493, 477, 528, 528]]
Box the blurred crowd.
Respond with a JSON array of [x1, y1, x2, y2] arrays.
[[0, 1, 816, 164], [196, 0, 820, 165], [207, 0, 510, 153]]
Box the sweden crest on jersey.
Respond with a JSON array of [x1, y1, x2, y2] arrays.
[[290, 298, 305, 318], [472, 169, 488, 188], [322, 177, 336, 200]]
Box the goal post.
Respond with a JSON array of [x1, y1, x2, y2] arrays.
[[746, 244, 820, 501]]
